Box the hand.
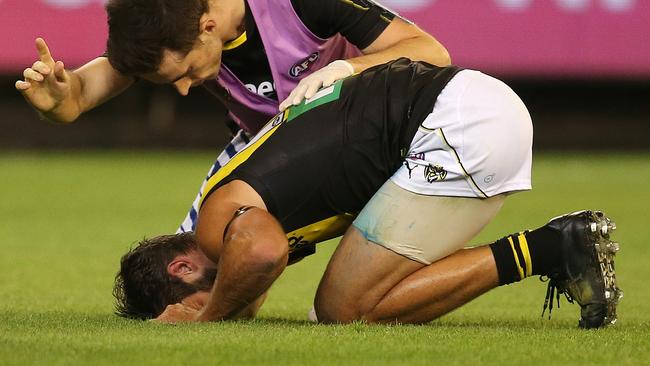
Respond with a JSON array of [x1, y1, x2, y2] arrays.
[[279, 60, 354, 111], [15, 38, 72, 114], [154, 302, 202, 324]]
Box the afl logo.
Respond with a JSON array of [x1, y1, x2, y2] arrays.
[[270, 113, 284, 127], [289, 52, 320, 78]]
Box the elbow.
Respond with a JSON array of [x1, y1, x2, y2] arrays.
[[232, 231, 289, 273], [438, 48, 452, 66], [228, 207, 290, 272], [249, 246, 288, 274], [425, 35, 451, 66], [251, 240, 289, 273], [200, 205, 290, 274], [415, 32, 451, 66]]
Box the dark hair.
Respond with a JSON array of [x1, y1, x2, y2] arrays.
[[113, 232, 214, 320], [105, 0, 209, 75]]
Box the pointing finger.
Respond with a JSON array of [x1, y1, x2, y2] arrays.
[[35, 37, 55, 64]]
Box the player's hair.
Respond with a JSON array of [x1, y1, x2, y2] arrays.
[[113, 232, 215, 320], [105, 0, 209, 75]]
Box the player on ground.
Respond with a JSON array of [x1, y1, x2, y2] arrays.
[[114, 60, 622, 328], [15, 0, 450, 233]]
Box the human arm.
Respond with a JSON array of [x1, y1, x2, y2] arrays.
[[193, 181, 289, 322], [348, 18, 451, 73], [232, 292, 268, 319], [155, 292, 268, 323], [279, 1, 451, 110], [15, 38, 134, 123]]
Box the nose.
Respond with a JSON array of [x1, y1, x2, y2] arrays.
[[173, 78, 192, 96]]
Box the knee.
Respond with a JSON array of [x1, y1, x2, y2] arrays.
[[313, 291, 374, 324], [314, 297, 359, 324]]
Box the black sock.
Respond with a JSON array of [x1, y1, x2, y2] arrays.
[[489, 226, 562, 286]]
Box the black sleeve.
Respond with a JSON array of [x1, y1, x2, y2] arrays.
[[291, 0, 397, 50]]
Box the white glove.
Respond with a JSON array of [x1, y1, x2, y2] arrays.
[[279, 59, 354, 111]]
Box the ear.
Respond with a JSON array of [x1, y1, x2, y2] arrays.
[[199, 14, 218, 35], [197, 15, 218, 46], [167, 256, 197, 279]]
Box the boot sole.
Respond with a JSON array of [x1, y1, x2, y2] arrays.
[[583, 210, 622, 327]]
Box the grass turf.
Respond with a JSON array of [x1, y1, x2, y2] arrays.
[[0, 151, 649, 365]]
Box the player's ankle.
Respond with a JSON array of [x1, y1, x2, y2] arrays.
[[489, 227, 562, 285]]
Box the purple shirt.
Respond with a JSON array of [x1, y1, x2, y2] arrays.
[[210, 0, 361, 133]]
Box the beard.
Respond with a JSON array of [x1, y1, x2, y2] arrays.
[[193, 267, 218, 291]]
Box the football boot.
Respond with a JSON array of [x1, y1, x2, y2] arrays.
[[542, 210, 622, 329]]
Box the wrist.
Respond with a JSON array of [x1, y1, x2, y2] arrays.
[[195, 308, 218, 322], [44, 92, 83, 123], [329, 60, 355, 76], [40, 103, 78, 124]]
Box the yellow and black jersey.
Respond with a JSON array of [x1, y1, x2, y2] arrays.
[[201, 59, 461, 260]]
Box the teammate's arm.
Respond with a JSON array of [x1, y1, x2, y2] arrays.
[[350, 18, 450, 74], [15, 38, 133, 123], [279, 0, 450, 110]]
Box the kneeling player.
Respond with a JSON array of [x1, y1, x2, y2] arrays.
[[114, 59, 621, 328]]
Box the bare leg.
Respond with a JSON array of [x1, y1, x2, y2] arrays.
[[370, 245, 498, 323], [315, 227, 498, 324], [314, 179, 507, 324]]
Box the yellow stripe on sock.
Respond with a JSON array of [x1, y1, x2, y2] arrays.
[[518, 233, 533, 277], [508, 236, 525, 280]]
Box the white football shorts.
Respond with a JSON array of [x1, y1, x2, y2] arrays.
[[390, 69, 533, 198]]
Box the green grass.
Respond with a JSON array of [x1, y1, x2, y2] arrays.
[[1, 151, 649, 365]]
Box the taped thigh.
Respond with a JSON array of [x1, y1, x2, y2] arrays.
[[352, 180, 505, 265]]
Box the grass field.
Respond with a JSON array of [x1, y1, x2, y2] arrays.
[[1, 151, 649, 365]]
